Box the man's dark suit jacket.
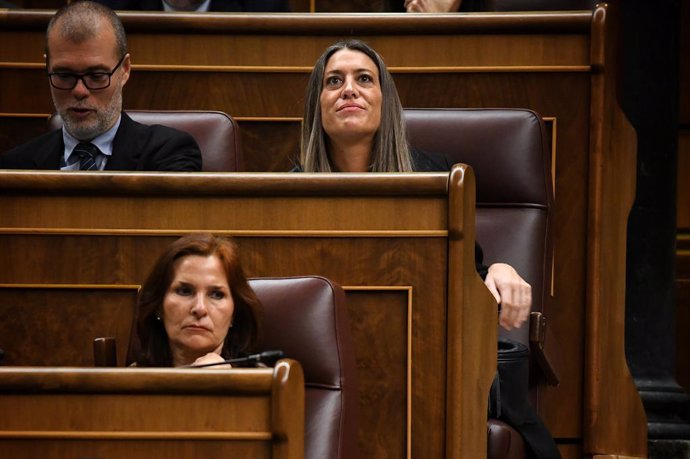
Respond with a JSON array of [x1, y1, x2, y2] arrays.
[[94, 0, 289, 11], [0, 112, 202, 172]]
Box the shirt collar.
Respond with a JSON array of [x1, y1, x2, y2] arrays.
[[63, 114, 121, 166]]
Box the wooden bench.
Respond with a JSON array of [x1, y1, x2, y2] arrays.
[[0, 168, 496, 458], [0, 4, 647, 457], [0, 361, 304, 459]]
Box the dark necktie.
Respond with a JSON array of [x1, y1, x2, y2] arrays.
[[73, 142, 101, 171]]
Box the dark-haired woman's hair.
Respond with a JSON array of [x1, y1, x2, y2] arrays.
[[299, 39, 413, 172], [135, 233, 261, 367]]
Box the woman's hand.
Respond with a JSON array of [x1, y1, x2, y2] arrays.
[[404, 0, 461, 12], [192, 352, 232, 368], [484, 263, 532, 331]]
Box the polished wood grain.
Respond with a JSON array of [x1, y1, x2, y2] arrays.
[[0, 6, 647, 457], [345, 289, 411, 457], [584, 5, 647, 457], [0, 361, 304, 459], [289, 0, 311, 12], [446, 164, 498, 459], [559, 444, 583, 459], [0, 168, 494, 459], [0, 114, 50, 156], [0, 286, 137, 366]]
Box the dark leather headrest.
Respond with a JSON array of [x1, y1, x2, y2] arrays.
[[250, 276, 359, 459], [48, 110, 242, 172], [251, 276, 354, 388], [405, 108, 553, 347], [404, 108, 550, 207]]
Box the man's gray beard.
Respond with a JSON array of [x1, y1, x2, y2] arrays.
[[56, 90, 122, 141]]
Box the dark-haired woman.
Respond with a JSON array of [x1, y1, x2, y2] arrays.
[[135, 233, 261, 367]]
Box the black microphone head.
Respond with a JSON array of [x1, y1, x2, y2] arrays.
[[258, 350, 284, 366]]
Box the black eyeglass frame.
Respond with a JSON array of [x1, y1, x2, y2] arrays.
[[47, 54, 127, 90]]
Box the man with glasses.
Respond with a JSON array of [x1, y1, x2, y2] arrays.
[[0, 1, 201, 171]]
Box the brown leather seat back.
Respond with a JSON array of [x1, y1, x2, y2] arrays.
[[48, 110, 242, 172], [251, 276, 359, 459], [404, 108, 553, 346], [123, 275, 358, 459]]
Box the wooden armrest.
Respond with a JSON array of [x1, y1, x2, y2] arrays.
[[529, 312, 560, 386], [93, 337, 117, 367]]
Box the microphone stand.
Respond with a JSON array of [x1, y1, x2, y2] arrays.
[[184, 350, 285, 369]]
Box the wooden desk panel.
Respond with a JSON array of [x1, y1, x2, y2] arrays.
[[0, 286, 136, 366], [0, 362, 304, 459], [0, 6, 647, 457], [0, 169, 496, 459]]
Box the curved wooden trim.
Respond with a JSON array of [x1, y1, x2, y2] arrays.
[[0, 367, 274, 393], [271, 359, 304, 457], [0, 431, 272, 440], [134, 64, 313, 73], [392, 65, 591, 73], [0, 10, 592, 34], [445, 163, 497, 459], [406, 287, 413, 458], [0, 171, 448, 195], [0, 63, 44, 69], [0, 62, 591, 74], [0, 228, 449, 237], [342, 285, 413, 291], [585, 3, 647, 456], [0, 112, 50, 118], [0, 283, 139, 290], [542, 116, 558, 191]]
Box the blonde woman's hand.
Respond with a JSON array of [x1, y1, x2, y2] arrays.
[[484, 263, 532, 331]]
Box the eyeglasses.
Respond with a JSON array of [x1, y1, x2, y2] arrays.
[[47, 54, 126, 90]]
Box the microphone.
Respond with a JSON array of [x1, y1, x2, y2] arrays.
[[185, 350, 285, 369]]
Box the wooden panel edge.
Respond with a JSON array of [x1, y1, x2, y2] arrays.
[[445, 164, 497, 459], [584, 3, 648, 457]]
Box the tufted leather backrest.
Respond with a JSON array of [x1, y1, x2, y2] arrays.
[[48, 110, 242, 172], [251, 276, 359, 459], [404, 108, 553, 347]]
